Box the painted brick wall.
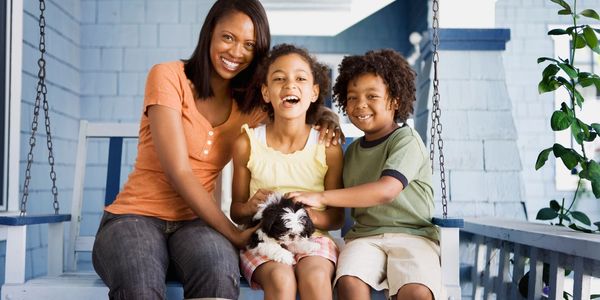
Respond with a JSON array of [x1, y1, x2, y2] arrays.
[[496, 0, 600, 220]]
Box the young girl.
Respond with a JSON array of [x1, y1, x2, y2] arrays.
[[289, 49, 441, 300], [230, 44, 344, 300]]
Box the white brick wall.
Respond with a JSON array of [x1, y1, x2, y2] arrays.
[[416, 45, 524, 218]]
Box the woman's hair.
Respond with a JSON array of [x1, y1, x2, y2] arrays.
[[332, 49, 416, 123], [246, 44, 331, 124], [183, 0, 270, 113]]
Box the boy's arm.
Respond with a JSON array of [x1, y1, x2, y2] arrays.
[[290, 175, 404, 208], [230, 133, 271, 224], [307, 144, 345, 230]]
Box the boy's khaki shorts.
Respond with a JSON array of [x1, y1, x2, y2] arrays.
[[334, 233, 443, 300]]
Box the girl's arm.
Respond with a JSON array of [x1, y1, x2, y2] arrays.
[[290, 176, 404, 209], [230, 132, 272, 225], [148, 105, 255, 248], [306, 144, 345, 230]]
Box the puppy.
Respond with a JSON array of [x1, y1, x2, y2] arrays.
[[247, 193, 320, 265]]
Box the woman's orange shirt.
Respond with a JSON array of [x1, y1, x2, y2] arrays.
[[105, 61, 264, 221]]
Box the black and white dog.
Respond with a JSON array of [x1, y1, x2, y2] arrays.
[[247, 193, 320, 265]]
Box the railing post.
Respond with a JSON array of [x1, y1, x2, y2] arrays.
[[527, 247, 543, 299], [548, 251, 564, 300]]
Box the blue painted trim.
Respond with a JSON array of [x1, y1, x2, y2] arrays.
[[421, 28, 511, 53], [105, 137, 123, 206], [0, 214, 71, 226], [432, 217, 464, 228]]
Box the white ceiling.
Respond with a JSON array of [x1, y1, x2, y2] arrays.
[[261, 0, 396, 36]]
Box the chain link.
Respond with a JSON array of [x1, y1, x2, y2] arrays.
[[20, 0, 60, 216], [429, 0, 448, 218]]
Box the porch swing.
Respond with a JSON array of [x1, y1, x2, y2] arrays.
[[0, 0, 462, 299]]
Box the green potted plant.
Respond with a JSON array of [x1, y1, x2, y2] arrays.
[[535, 0, 600, 233]]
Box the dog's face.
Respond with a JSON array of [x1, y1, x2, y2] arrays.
[[257, 195, 315, 244]]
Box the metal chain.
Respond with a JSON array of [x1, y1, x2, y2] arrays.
[[429, 0, 448, 218], [19, 0, 60, 216]]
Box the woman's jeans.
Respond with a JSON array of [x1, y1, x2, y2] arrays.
[[92, 212, 240, 300]]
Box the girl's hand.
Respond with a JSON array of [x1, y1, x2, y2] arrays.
[[314, 107, 345, 146], [247, 189, 272, 216], [288, 191, 325, 208]]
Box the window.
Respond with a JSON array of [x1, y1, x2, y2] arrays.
[[551, 26, 600, 191]]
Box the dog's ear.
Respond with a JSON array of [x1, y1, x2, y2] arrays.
[[261, 208, 278, 234]]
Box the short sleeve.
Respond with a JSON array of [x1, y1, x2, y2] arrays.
[[381, 134, 424, 187], [143, 63, 184, 115]]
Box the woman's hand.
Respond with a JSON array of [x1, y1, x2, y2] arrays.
[[288, 191, 326, 208], [246, 189, 272, 216], [314, 107, 345, 146], [232, 223, 261, 249]]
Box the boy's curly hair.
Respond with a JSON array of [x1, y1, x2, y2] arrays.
[[332, 49, 416, 123], [244, 43, 331, 124]]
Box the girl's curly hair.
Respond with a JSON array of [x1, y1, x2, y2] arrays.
[[244, 43, 331, 124], [332, 49, 416, 123]]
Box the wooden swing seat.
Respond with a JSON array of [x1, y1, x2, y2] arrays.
[[0, 121, 462, 300]]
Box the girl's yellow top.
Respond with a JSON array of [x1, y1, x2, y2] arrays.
[[242, 123, 329, 236]]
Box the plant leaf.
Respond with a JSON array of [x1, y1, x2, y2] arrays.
[[543, 64, 561, 78], [583, 26, 599, 49], [536, 208, 558, 220], [571, 118, 583, 144], [574, 89, 584, 107], [591, 123, 600, 133], [550, 110, 572, 131], [538, 78, 561, 93], [580, 9, 600, 20], [548, 28, 568, 35], [568, 223, 593, 233], [558, 63, 578, 79], [579, 77, 596, 87], [551, 0, 571, 10], [552, 144, 580, 170], [588, 160, 600, 198], [594, 221, 600, 231], [550, 199, 561, 212], [558, 9, 572, 15], [570, 211, 591, 225], [537, 57, 559, 64], [575, 35, 587, 48], [536, 148, 553, 170]]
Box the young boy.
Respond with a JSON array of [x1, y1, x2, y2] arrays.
[[289, 49, 441, 300]]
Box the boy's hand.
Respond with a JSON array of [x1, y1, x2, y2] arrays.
[[287, 191, 325, 208]]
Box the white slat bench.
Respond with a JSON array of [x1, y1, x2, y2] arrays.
[[0, 121, 460, 300]]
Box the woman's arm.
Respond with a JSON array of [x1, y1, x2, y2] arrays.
[[148, 105, 254, 248], [306, 144, 345, 231], [290, 176, 404, 209], [230, 132, 272, 224]]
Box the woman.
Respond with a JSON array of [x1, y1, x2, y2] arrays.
[[91, 1, 340, 299]]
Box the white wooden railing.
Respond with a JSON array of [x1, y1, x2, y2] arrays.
[[460, 218, 600, 300]]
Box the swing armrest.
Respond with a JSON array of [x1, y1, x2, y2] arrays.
[[432, 217, 464, 228], [0, 214, 71, 226]]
